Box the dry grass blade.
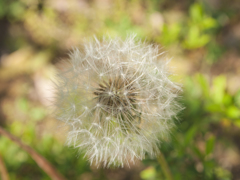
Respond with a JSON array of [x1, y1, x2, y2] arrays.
[[0, 154, 9, 180], [0, 126, 66, 180]]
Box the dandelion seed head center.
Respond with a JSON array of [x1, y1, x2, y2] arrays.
[[94, 76, 137, 114], [96, 103, 101, 107], [106, 116, 111, 120]]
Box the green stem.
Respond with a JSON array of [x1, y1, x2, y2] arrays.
[[157, 152, 174, 180]]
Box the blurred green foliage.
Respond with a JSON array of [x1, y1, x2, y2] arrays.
[[0, 121, 90, 180], [182, 3, 218, 49], [142, 74, 239, 180], [0, 0, 240, 179]]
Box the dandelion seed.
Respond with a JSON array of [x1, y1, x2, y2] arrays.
[[53, 35, 183, 167]]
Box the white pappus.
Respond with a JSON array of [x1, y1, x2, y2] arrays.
[[53, 35, 183, 167]]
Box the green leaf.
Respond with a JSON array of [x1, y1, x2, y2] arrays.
[[140, 166, 156, 180], [201, 17, 217, 29], [205, 136, 215, 155], [184, 126, 197, 145], [158, 23, 181, 45], [183, 26, 210, 49], [234, 90, 240, 108], [204, 161, 215, 174], [196, 74, 209, 98], [215, 167, 232, 180], [190, 3, 203, 22], [192, 146, 203, 159], [211, 76, 226, 104], [233, 119, 240, 128], [205, 103, 222, 113], [226, 106, 240, 119], [223, 94, 232, 106]]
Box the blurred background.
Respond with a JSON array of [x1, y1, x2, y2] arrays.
[[0, 0, 240, 179]]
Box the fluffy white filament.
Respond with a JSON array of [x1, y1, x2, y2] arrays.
[[53, 35, 182, 167]]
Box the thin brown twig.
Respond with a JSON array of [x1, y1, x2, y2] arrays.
[[0, 154, 9, 180], [0, 126, 66, 180]]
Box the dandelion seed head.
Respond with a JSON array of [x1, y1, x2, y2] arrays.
[[53, 35, 183, 167]]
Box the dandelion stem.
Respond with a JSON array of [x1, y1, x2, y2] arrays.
[[157, 152, 173, 180]]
